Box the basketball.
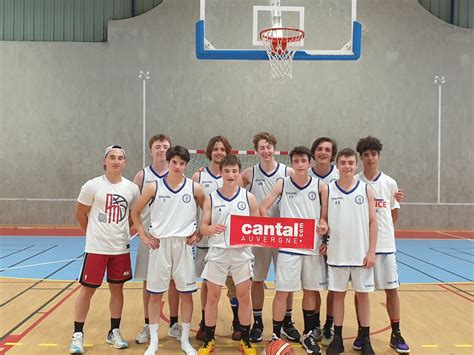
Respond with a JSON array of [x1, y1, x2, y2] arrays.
[[264, 339, 295, 355]]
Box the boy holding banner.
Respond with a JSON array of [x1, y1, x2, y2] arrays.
[[259, 146, 329, 355], [198, 155, 260, 355]]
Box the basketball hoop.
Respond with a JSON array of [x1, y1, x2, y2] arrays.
[[260, 27, 305, 79]]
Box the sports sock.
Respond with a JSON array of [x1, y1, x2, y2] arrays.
[[110, 318, 121, 333], [170, 316, 178, 327], [314, 311, 321, 328], [334, 326, 342, 337], [149, 324, 159, 345], [74, 321, 84, 334], [240, 324, 251, 342], [324, 315, 334, 330], [230, 297, 239, 322], [360, 326, 370, 338], [303, 309, 316, 334], [145, 317, 149, 325], [204, 325, 216, 342], [391, 319, 400, 333], [272, 320, 283, 338], [253, 309, 263, 327], [284, 309, 293, 325], [181, 323, 191, 341], [201, 309, 206, 325]]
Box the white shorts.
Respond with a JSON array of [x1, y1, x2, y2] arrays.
[[201, 247, 254, 286], [252, 247, 279, 282], [328, 266, 374, 292], [275, 252, 328, 292], [374, 253, 399, 290], [194, 247, 209, 276], [134, 238, 150, 281], [146, 237, 197, 293]]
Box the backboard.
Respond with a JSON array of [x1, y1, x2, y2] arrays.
[[196, 0, 361, 61]]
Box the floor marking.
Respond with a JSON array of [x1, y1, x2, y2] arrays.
[[436, 231, 472, 240], [4, 343, 22, 346], [454, 344, 473, 348], [84, 343, 94, 347], [38, 343, 57, 346], [0, 257, 81, 271], [421, 344, 439, 348]]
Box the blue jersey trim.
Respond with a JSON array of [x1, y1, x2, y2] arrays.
[[290, 176, 312, 191], [327, 264, 365, 267], [149, 165, 168, 179], [373, 171, 382, 182], [217, 187, 241, 202], [376, 252, 395, 255], [179, 289, 198, 294], [205, 166, 222, 180], [259, 162, 280, 178], [311, 165, 334, 179], [163, 177, 187, 194], [278, 250, 309, 256], [335, 180, 360, 195]]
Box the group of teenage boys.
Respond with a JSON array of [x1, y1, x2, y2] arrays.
[[69, 132, 410, 355]]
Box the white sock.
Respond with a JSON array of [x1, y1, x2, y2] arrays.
[[180, 323, 196, 355], [149, 323, 159, 346]]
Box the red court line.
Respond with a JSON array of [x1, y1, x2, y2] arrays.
[[0, 284, 81, 353], [437, 284, 474, 303]]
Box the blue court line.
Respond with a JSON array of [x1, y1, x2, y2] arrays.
[[0, 237, 473, 284]]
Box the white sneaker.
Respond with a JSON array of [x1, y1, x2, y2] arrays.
[[136, 324, 150, 344], [144, 341, 158, 355], [168, 323, 182, 340], [181, 340, 197, 355], [106, 328, 128, 349], [69, 332, 84, 354]]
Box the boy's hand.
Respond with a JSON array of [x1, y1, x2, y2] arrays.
[[394, 189, 404, 203], [208, 224, 227, 236], [143, 235, 160, 249], [363, 251, 375, 268], [316, 223, 328, 236]]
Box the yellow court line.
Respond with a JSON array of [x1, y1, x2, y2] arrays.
[[5, 343, 23, 346], [421, 344, 439, 348], [454, 344, 474, 348], [83, 343, 94, 347], [38, 343, 58, 347]]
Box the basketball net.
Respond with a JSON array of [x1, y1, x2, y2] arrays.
[[260, 27, 304, 79]]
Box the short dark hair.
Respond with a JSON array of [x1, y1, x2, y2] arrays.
[[310, 137, 338, 162], [219, 155, 241, 171], [336, 148, 358, 164], [289, 146, 313, 162], [166, 145, 190, 163], [253, 132, 277, 150], [356, 136, 383, 155], [148, 134, 172, 149], [205, 136, 232, 160]]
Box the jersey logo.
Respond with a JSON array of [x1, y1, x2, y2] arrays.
[[308, 191, 317, 201], [182, 194, 192, 203], [237, 201, 247, 210], [101, 194, 128, 224], [355, 195, 365, 205]]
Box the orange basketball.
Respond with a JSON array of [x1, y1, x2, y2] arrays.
[[264, 339, 295, 355]]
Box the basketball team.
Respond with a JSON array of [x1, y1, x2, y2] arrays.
[[69, 132, 410, 355]]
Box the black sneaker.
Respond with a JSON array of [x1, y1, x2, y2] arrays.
[[326, 334, 344, 354], [282, 322, 301, 342], [301, 331, 321, 354], [389, 332, 410, 353], [361, 337, 375, 355], [231, 319, 242, 341], [249, 323, 263, 343]]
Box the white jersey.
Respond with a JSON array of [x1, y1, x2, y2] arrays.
[[279, 176, 322, 256], [249, 162, 288, 217], [309, 165, 339, 184], [197, 167, 223, 247], [357, 172, 399, 253], [149, 177, 197, 238], [77, 175, 140, 255], [140, 165, 168, 232], [208, 187, 250, 249], [327, 180, 370, 266]]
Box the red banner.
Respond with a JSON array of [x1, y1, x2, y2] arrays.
[[229, 215, 316, 249]]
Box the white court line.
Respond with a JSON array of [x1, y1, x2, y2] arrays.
[[435, 231, 473, 241], [0, 258, 82, 272]]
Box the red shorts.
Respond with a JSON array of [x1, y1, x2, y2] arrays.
[[79, 253, 132, 288]]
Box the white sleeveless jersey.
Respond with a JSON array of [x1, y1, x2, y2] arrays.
[[308, 165, 339, 184], [208, 187, 250, 249], [140, 165, 168, 232], [149, 177, 197, 238], [327, 180, 370, 266], [249, 163, 288, 217], [197, 167, 223, 247], [77, 175, 140, 255], [279, 176, 321, 256], [357, 172, 399, 253]]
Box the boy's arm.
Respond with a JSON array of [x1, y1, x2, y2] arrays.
[[133, 169, 144, 191], [390, 179, 401, 224], [258, 179, 284, 217], [130, 183, 160, 249], [75, 203, 91, 234], [187, 183, 206, 245], [200, 195, 226, 236], [247, 193, 260, 217], [286, 167, 295, 177], [240, 167, 253, 188], [364, 186, 378, 268], [316, 181, 329, 235]]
